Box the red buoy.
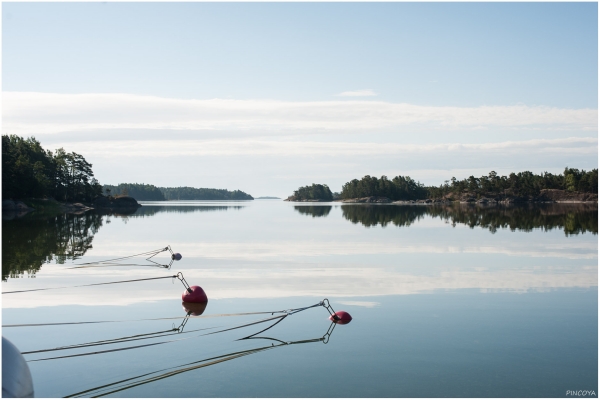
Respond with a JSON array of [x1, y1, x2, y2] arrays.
[[182, 301, 208, 316], [182, 285, 208, 303], [172, 253, 182, 261], [329, 310, 352, 324]]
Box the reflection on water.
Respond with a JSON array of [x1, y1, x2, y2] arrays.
[[294, 206, 332, 218], [133, 205, 245, 217], [63, 320, 337, 398], [4, 203, 597, 281], [2, 213, 103, 280], [342, 203, 598, 235], [342, 205, 426, 228], [2, 204, 246, 280], [2, 199, 597, 397]]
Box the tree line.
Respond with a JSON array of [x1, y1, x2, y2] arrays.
[[427, 168, 598, 199], [102, 183, 166, 201], [340, 175, 428, 200], [1, 134, 255, 203], [2, 135, 102, 202], [103, 183, 254, 201], [335, 168, 597, 200], [159, 186, 252, 200]]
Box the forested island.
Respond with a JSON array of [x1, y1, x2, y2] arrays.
[[284, 184, 334, 201], [2, 135, 253, 217], [287, 169, 598, 203], [103, 183, 253, 201]]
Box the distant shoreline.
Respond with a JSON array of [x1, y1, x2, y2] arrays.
[[286, 189, 598, 204], [2, 196, 143, 219]]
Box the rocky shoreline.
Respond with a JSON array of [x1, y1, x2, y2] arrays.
[[93, 196, 142, 210], [284, 198, 331, 202], [334, 189, 598, 205], [2, 196, 142, 219]]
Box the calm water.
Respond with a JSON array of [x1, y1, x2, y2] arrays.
[[2, 201, 598, 398]]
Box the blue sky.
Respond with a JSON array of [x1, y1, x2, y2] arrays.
[[2, 3, 598, 197]]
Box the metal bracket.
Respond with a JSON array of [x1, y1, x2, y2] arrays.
[[322, 320, 337, 344], [176, 272, 193, 293], [321, 298, 339, 320], [177, 314, 190, 333]]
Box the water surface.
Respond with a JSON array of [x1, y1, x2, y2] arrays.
[[2, 201, 597, 397]]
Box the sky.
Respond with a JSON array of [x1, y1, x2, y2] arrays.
[[2, 2, 598, 197]]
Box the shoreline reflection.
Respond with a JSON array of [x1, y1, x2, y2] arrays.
[[341, 203, 598, 235], [294, 206, 332, 218]]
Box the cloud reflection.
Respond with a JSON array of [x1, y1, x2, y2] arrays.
[[2, 261, 596, 309]]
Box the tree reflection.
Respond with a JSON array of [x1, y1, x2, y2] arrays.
[[2, 212, 104, 280], [341, 203, 598, 235], [126, 205, 246, 218], [2, 205, 247, 280], [294, 206, 332, 218]]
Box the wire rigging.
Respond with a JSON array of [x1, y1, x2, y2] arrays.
[[2, 275, 177, 294], [68, 246, 175, 269], [64, 320, 337, 398], [25, 300, 335, 363], [3, 310, 287, 328], [26, 314, 286, 362]]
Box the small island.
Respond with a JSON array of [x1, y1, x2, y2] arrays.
[[256, 196, 281, 199], [285, 184, 333, 202]]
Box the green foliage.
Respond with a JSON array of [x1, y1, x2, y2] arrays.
[[340, 175, 427, 200], [426, 168, 598, 199], [160, 187, 253, 200], [2, 135, 102, 202], [103, 183, 166, 201], [292, 184, 333, 201], [563, 167, 598, 193], [102, 184, 254, 201]]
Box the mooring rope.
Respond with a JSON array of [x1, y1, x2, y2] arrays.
[[27, 314, 286, 362], [3, 311, 288, 328], [2, 275, 177, 294], [65, 246, 175, 269], [3, 301, 324, 327], [21, 326, 220, 355], [68, 262, 171, 269], [64, 321, 336, 398], [72, 247, 172, 266], [64, 345, 275, 398], [26, 301, 332, 363]]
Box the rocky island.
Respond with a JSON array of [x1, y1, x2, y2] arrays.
[[284, 183, 333, 202]]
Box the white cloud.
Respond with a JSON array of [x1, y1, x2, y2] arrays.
[[338, 301, 380, 308], [2, 92, 597, 136], [46, 136, 597, 158], [336, 89, 378, 97]]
